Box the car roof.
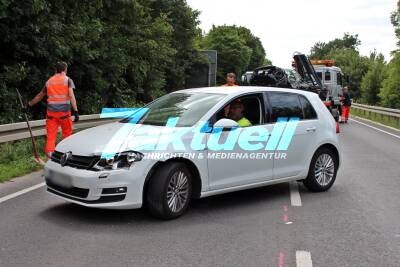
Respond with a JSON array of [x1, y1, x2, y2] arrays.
[[174, 86, 318, 98]]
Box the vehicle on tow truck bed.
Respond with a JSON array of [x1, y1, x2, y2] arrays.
[[242, 53, 343, 121]]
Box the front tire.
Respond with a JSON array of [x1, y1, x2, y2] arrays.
[[146, 162, 192, 219], [303, 147, 338, 192]]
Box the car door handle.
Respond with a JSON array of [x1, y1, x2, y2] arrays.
[[306, 127, 316, 132]]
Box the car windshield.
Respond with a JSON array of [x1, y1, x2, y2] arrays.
[[121, 92, 225, 127]]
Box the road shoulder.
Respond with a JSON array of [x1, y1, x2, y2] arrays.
[[350, 115, 400, 138], [0, 170, 44, 199]]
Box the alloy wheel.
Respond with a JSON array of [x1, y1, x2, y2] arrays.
[[314, 153, 335, 186], [166, 171, 189, 213]]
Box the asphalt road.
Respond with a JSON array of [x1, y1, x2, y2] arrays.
[[0, 117, 399, 267]]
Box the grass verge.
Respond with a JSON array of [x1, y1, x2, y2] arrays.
[[0, 136, 49, 183], [351, 107, 400, 130]]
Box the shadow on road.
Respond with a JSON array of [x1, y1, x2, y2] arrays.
[[38, 183, 290, 230]]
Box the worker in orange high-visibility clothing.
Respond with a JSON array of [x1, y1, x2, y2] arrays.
[[24, 62, 79, 159], [222, 72, 239, 86], [340, 86, 352, 123]]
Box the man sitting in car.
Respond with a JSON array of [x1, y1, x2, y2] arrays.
[[228, 100, 252, 127]]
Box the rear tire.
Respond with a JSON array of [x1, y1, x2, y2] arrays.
[[303, 147, 338, 192], [146, 162, 192, 219]]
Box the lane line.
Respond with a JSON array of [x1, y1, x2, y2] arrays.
[[289, 182, 302, 206], [296, 251, 313, 267], [0, 182, 45, 204], [349, 118, 400, 140], [351, 115, 400, 133]]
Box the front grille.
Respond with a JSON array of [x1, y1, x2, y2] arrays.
[[45, 178, 89, 198], [51, 151, 100, 170]]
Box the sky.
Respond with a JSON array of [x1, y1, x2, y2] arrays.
[[187, 0, 398, 67]]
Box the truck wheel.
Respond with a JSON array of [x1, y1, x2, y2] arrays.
[[303, 147, 338, 192], [146, 162, 192, 219]]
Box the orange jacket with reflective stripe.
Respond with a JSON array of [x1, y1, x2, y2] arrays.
[[46, 73, 71, 113]]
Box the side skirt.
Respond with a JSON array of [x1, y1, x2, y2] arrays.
[[200, 175, 304, 198]]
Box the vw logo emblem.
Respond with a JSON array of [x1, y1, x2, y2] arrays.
[[60, 151, 72, 167]]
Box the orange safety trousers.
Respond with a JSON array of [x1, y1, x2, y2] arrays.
[[45, 111, 73, 158], [341, 106, 350, 121]]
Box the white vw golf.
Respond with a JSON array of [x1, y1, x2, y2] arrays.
[[44, 87, 340, 219]]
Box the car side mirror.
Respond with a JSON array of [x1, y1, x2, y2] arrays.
[[213, 118, 239, 130]]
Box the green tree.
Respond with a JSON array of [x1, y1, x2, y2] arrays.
[[201, 25, 251, 84], [329, 48, 369, 98], [360, 52, 386, 105], [263, 57, 272, 66], [308, 33, 368, 98], [379, 51, 400, 108], [309, 33, 361, 59], [147, 0, 201, 92], [200, 25, 268, 84], [0, 0, 200, 123], [236, 26, 266, 69], [378, 0, 400, 108], [391, 0, 400, 47]]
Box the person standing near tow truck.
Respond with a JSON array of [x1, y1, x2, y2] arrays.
[[341, 86, 352, 123], [222, 72, 239, 116], [222, 72, 239, 87]]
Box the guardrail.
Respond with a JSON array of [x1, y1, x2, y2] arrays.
[[0, 115, 116, 144], [351, 103, 400, 129], [1, 103, 399, 143]]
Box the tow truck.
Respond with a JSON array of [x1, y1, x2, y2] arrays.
[[310, 60, 344, 121], [242, 53, 342, 121]]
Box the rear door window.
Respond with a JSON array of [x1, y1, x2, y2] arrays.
[[299, 95, 317, 120], [268, 92, 303, 122]]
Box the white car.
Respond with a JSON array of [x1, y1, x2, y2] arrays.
[[44, 87, 340, 219]]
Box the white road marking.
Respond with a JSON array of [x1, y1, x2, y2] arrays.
[[351, 115, 400, 133], [289, 182, 302, 206], [296, 251, 313, 267], [0, 182, 45, 204], [350, 118, 400, 140]]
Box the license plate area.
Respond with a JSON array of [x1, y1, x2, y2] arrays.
[[46, 170, 73, 189]]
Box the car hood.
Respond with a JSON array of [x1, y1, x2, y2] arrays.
[[56, 122, 193, 156], [56, 122, 128, 155]]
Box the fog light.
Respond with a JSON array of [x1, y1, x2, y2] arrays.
[[102, 187, 127, 194], [116, 187, 126, 193]]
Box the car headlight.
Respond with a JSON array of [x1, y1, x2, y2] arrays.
[[93, 151, 144, 171]]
